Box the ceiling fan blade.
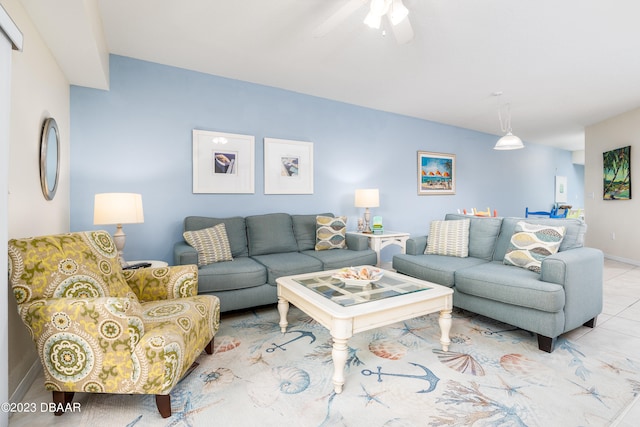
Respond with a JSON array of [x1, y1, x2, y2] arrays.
[[312, 0, 368, 38], [390, 15, 414, 44]]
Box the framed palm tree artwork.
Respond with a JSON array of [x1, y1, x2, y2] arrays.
[[603, 146, 631, 200]]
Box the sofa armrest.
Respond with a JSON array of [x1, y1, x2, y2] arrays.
[[174, 241, 198, 265], [123, 264, 199, 301], [541, 247, 604, 331], [406, 236, 428, 255], [345, 233, 370, 251]]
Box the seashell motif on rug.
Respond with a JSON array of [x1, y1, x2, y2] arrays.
[[369, 338, 409, 360], [433, 349, 486, 376], [247, 365, 311, 407], [213, 335, 241, 353]]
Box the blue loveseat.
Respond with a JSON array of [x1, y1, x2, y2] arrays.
[[392, 213, 603, 352], [174, 212, 377, 312]]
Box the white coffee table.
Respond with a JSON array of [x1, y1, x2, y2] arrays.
[[276, 267, 453, 394]]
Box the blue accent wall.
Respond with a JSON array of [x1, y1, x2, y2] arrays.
[[71, 55, 584, 264]]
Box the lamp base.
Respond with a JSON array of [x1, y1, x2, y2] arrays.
[[363, 208, 372, 233], [112, 224, 128, 267]]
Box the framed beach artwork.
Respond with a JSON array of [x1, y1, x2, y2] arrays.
[[603, 145, 631, 200], [418, 151, 456, 195], [192, 129, 255, 193], [264, 138, 314, 194]]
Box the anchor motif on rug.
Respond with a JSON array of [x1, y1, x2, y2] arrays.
[[361, 362, 440, 393], [266, 330, 316, 352]]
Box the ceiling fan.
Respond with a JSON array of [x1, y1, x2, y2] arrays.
[[313, 0, 414, 45]]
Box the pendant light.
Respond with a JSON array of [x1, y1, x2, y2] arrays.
[[493, 93, 524, 150], [364, 0, 409, 29]]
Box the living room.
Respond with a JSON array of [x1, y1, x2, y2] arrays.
[[2, 1, 640, 426]]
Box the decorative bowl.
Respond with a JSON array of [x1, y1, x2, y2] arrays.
[[332, 266, 384, 287]]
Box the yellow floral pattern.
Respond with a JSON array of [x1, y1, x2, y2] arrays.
[[8, 231, 220, 397]]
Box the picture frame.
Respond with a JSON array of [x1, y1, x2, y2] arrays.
[[264, 138, 314, 194], [418, 151, 455, 195], [192, 129, 255, 193], [603, 145, 631, 200], [555, 175, 568, 203]]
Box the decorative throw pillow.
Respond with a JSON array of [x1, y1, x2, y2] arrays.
[[183, 223, 233, 266], [503, 221, 566, 273], [425, 219, 470, 257], [315, 216, 347, 251]]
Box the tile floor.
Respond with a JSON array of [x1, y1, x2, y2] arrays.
[[8, 258, 640, 426]]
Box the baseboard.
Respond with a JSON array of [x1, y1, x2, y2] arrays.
[[605, 254, 640, 267], [8, 359, 42, 408]]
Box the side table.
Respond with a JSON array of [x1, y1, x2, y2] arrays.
[[348, 231, 410, 267], [126, 260, 168, 268]]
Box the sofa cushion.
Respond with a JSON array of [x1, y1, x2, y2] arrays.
[[315, 216, 347, 250], [197, 257, 267, 292], [392, 253, 489, 287], [503, 222, 566, 273], [246, 213, 298, 256], [455, 261, 565, 313], [302, 248, 377, 270], [183, 223, 233, 266], [292, 213, 333, 251], [425, 219, 470, 257], [184, 216, 248, 258], [494, 217, 585, 261], [444, 213, 502, 260], [251, 252, 323, 285]]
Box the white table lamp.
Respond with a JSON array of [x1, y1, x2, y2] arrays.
[[355, 188, 380, 233], [94, 193, 144, 266]]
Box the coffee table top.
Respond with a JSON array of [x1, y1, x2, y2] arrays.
[[293, 272, 431, 307], [277, 267, 453, 323]]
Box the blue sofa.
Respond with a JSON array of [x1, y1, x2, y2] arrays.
[[174, 212, 377, 312], [392, 213, 603, 352]]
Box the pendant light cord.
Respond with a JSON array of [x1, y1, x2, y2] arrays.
[[498, 102, 512, 134]]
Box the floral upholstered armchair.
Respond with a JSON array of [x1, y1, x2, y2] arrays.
[[8, 231, 220, 418]]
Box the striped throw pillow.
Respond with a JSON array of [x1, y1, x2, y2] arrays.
[[315, 216, 347, 251], [183, 223, 233, 266], [425, 219, 470, 257], [504, 221, 565, 273]]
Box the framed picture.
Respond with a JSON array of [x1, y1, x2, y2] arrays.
[[264, 138, 314, 194], [192, 129, 255, 193], [555, 176, 568, 203], [418, 151, 455, 195], [603, 145, 631, 200]]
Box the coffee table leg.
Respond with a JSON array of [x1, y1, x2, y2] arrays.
[[439, 309, 452, 351], [277, 297, 289, 333], [331, 337, 348, 393]]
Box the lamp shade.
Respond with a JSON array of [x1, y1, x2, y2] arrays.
[[493, 133, 524, 150], [94, 193, 144, 225], [354, 189, 380, 208]]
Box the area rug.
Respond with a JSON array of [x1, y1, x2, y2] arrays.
[[78, 306, 640, 427]]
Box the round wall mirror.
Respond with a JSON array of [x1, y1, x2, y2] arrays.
[[40, 117, 60, 201]]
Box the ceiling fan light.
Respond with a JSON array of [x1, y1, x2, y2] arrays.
[[364, 12, 382, 29], [389, 0, 409, 25], [370, 0, 390, 15], [494, 132, 524, 150]]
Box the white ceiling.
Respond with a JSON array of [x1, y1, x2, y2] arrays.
[[19, 0, 640, 151]]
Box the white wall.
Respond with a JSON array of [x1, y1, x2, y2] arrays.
[[585, 107, 640, 264], [1, 0, 70, 404], [1, 4, 22, 426]]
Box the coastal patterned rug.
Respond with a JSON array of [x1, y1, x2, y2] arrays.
[[78, 306, 640, 427]]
